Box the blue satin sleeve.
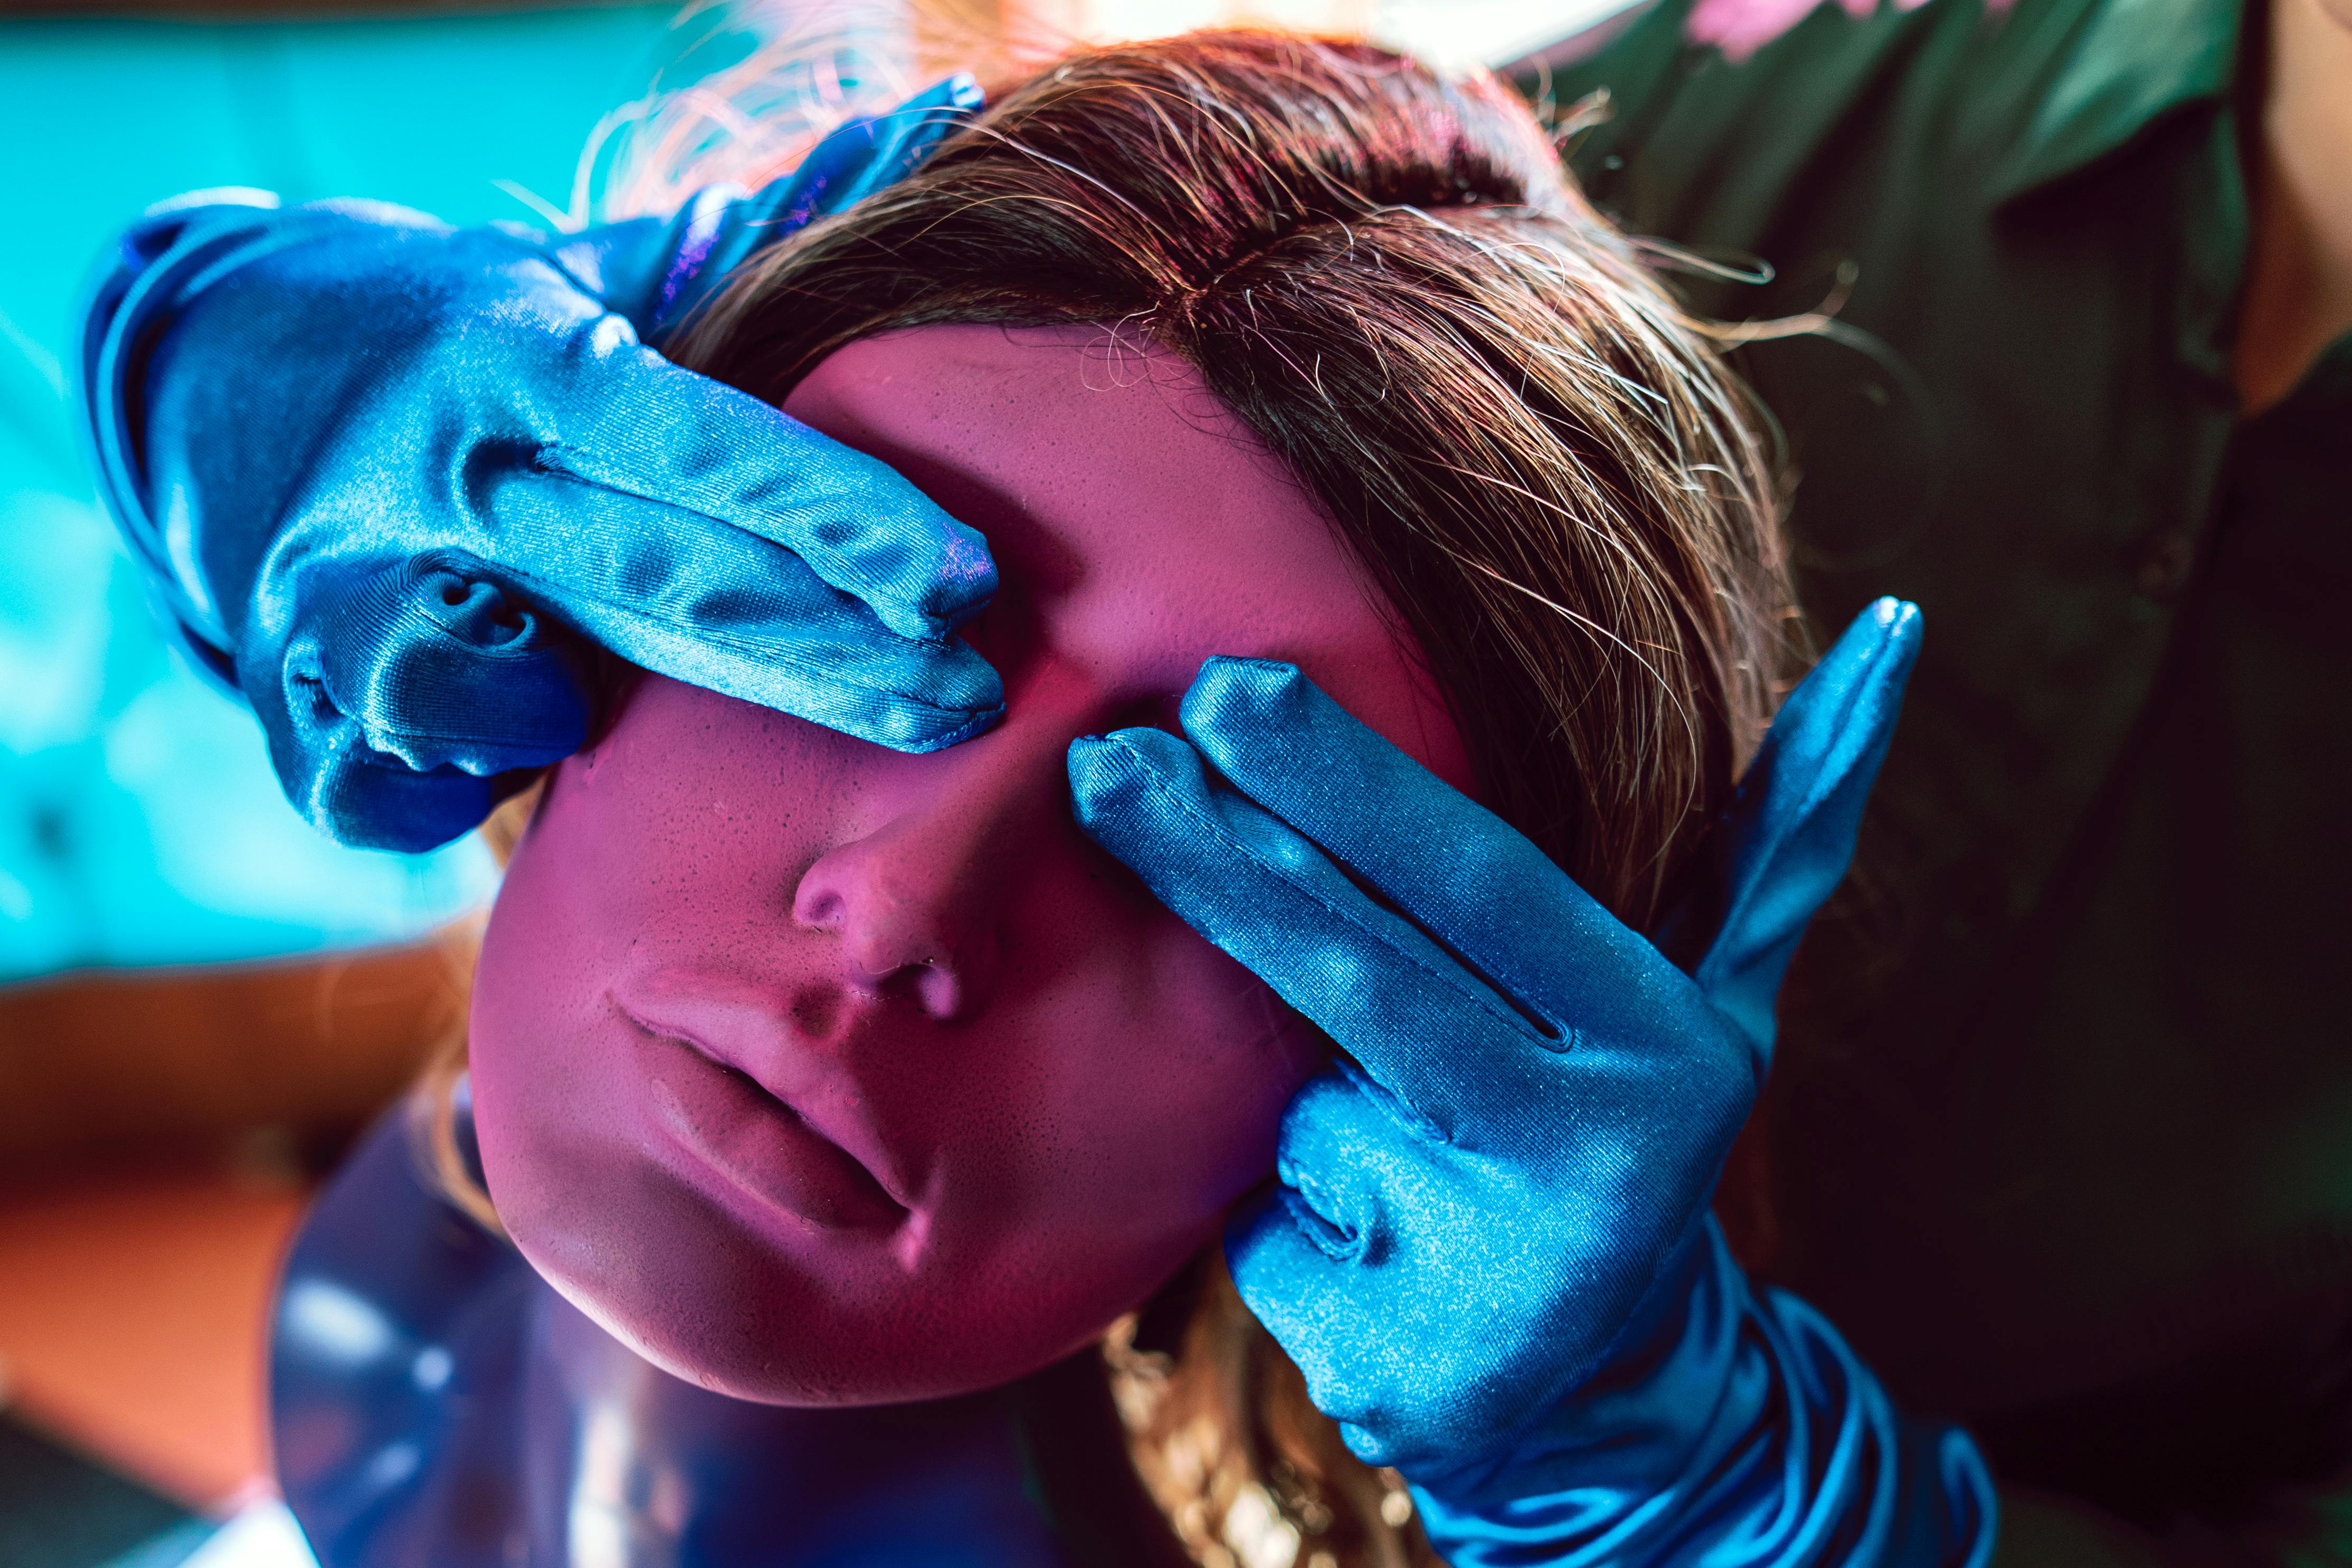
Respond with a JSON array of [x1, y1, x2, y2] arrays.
[[1409, 1219, 1996, 1568]]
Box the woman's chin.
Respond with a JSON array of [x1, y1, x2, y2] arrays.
[[542, 1273, 1117, 1407], [496, 1191, 1131, 1407], [472, 1037, 1238, 1408]]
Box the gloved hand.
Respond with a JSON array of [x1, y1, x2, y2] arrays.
[[1069, 600, 1996, 1565], [77, 77, 1000, 852]]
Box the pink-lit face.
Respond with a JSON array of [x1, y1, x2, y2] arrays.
[[469, 324, 1474, 1404]]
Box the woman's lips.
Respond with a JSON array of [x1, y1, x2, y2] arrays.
[[627, 1012, 906, 1235]]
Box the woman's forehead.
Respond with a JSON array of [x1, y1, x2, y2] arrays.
[[780, 321, 1473, 790], [780, 322, 1376, 645]]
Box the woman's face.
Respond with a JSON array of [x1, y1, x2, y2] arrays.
[[470, 324, 1474, 1404]]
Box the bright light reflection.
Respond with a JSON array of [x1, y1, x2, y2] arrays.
[[1030, 0, 1636, 69], [279, 1279, 398, 1367], [177, 1500, 320, 1568]]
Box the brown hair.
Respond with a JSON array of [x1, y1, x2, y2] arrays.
[[653, 28, 1795, 1567], [672, 30, 1791, 928]]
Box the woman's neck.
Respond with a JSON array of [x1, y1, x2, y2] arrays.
[[527, 1285, 1075, 1566], [2234, 0, 2352, 411]]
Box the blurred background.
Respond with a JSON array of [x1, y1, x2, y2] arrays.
[[0, 0, 1620, 1562]]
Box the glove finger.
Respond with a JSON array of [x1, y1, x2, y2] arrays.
[[714, 74, 982, 259], [661, 73, 984, 330], [488, 468, 1002, 752], [1695, 598, 1920, 1055], [527, 335, 998, 647], [1179, 657, 1674, 1032], [1068, 725, 1544, 1133], [803, 73, 985, 213]]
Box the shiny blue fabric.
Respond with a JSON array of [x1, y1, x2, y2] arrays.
[[551, 74, 985, 343], [1408, 1221, 1994, 1567], [1069, 601, 1997, 1565], [75, 76, 1001, 852], [274, 1086, 1075, 1567]]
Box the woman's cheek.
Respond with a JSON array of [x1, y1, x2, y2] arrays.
[[1137, 939, 1324, 1211]]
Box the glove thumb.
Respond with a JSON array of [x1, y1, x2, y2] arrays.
[[1691, 597, 1921, 1060]]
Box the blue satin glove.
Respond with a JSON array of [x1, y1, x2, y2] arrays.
[[77, 77, 999, 852], [1069, 601, 1996, 1565]]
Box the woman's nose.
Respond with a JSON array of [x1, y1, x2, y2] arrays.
[[792, 816, 1000, 1020], [790, 671, 1090, 1022]]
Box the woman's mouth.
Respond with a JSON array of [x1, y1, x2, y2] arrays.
[[622, 1001, 909, 1236]]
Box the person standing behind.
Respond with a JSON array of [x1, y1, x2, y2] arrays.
[[1543, 0, 2351, 1555]]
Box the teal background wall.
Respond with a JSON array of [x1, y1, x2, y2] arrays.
[[0, 5, 677, 981]]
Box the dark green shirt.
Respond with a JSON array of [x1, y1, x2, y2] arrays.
[[1552, 0, 2352, 1554]]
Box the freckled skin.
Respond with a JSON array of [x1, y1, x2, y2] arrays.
[[469, 324, 1476, 1406]]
